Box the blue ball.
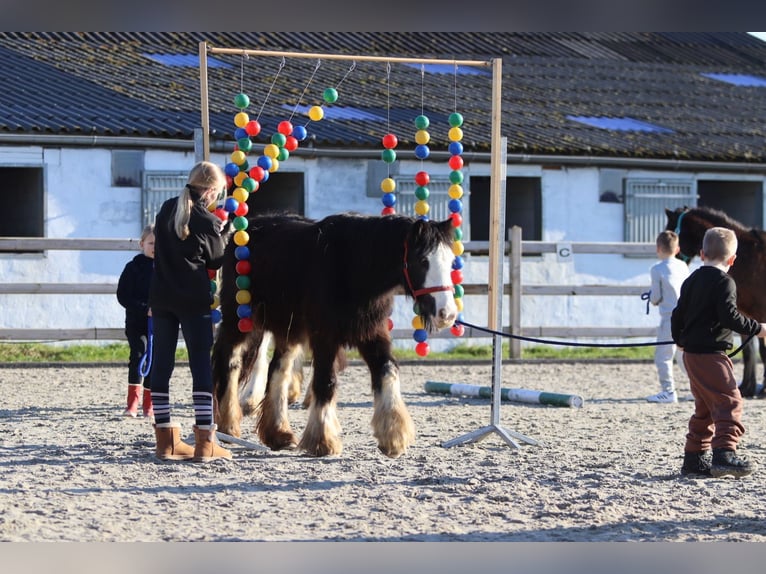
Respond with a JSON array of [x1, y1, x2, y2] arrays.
[[234, 127, 248, 140], [382, 192, 397, 207], [235, 245, 250, 260], [448, 141, 463, 156], [211, 308, 222, 324], [413, 328, 428, 343], [293, 125, 308, 141], [224, 197, 239, 213], [224, 162, 240, 177], [257, 155, 272, 170], [414, 144, 430, 159], [452, 255, 464, 270], [236, 304, 252, 319], [448, 199, 463, 213], [261, 170, 270, 183]]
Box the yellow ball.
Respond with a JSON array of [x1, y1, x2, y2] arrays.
[[411, 315, 425, 330], [268, 158, 280, 173], [231, 150, 247, 166], [448, 184, 464, 199], [264, 143, 280, 159], [415, 130, 430, 145], [415, 200, 430, 216], [452, 240, 465, 256], [381, 178, 396, 193], [233, 187, 249, 203], [448, 127, 463, 142], [211, 295, 220, 309], [234, 230, 249, 246], [456, 298, 464, 312], [233, 171, 247, 186], [235, 290, 252, 305], [234, 112, 249, 128], [308, 105, 324, 121]]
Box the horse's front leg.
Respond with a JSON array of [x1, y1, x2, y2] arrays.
[[255, 342, 302, 450], [239, 331, 273, 416], [358, 333, 415, 458], [740, 336, 758, 397], [299, 344, 342, 456], [212, 327, 261, 437]]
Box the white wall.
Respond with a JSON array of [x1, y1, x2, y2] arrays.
[[0, 145, 677, 352]]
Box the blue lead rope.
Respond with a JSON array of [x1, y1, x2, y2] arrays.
[[138, 316, 153, 378]]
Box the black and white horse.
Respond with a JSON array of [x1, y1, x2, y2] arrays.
[[212, 212, 458, 457]]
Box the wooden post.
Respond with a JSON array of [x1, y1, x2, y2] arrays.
[[510, 225, 522, 359], [198, 41, 210, 161]]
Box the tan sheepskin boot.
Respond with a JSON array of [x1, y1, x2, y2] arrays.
[[192, 424, 232, 462], [153, 422, 195, 461]]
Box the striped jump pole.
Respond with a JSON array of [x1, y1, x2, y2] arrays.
[[425, 381, 584, 408]]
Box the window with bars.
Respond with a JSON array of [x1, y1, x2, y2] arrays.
[[394, 175, 469, 236], [624, 178, 697, 245]]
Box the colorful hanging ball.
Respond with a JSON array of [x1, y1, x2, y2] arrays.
[[387, 317, 394, 331], [448, 198, 463, 213], [235, 259, 251, 275], [284, 135, 299, 152], [277, 147, 289, 162], [233, 216, 249, 231], [235, 275, 251, 290], [451, 269, 464, 284], [235, 201, 250, 217], [382, 133, 398, 149], [238, 317, 254, 333], [234, 171, 247, 187], [245, 120, 261, 137], [209, 279, 217, 293], [224, 197, 239, 213], [453, 227, 463, 241], [234, 93, 250, 109], [415, 130, 430, 145], [414, 200, 430, 216], [234, 245, 250, 260], [449, 170, 464, 185], [454, 283, 464, 298], [207, 269, 217, 280], [448, 184, 464, 199], [413, 329, 428, 343], [264, 144, 280, 159], [271, 133, 286, 147], [234, 112, 249, 128], [211, 308, 222, 324], [241, 177, 257, 193], [237, 137, 253, 153], [452, 255, 464, 270], [415, 114, 430, 129], [225, 162, 240, 178], [414, 144, 430, 159], [268, 158, 280, 173], [293, 125, 308, 141], [415, 171, 430, 186], [449, 141, 464, 156], [381, 206, 396, 216], [234, 127, 248, 140], [236, 304, 252, 319], [448, 155, 464, 170], [235, 290, 252, 305], [261, 170, 270, 183], [382, 149, 396, 164], [231, 150, 247, 166], [382, 192, 397, 207], [213, 207, 228, 221], [323, 87, 339, 103], [415, 185, 430, 200], [412, 315, 425, 329], [449, 112, 464, 127], [380, 177, 396, 193], [448, 127, 464, 142], [450, 324, 465, 337], [415, 341, 430, 357], [234, 230, 250, 246], [450, 213, 463, 227], [257, 156, 273, 171], [308, 106, 324, 121], [277, 120, 293, 135], [249, 166, 265, 182], [452, 241, 465, 256]]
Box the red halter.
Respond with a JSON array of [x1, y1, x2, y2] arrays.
[[402, 241, 454, 298]]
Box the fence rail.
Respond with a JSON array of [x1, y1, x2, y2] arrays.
[[0, 234, 657, 357]]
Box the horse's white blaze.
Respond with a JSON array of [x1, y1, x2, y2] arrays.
[[426, 242, 458, 329]]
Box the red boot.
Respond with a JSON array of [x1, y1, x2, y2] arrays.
[[123, 384, 140, 417], [142, 388, 154, 419]]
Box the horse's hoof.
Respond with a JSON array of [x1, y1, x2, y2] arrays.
[[377, 444, 407, 459], [261, 431, 298, 451], [299, 439, 342, 457]]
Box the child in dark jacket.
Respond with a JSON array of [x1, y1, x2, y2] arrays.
[[116, 224, 155, 418], [671, 226, 766, 478]]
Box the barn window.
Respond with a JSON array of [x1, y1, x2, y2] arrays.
[[394, 175, 466, 235], [0, 166, 45, 253], [624, 178, 696, 245], [469, 176, 541, 244], [112, 150, 144, 187]]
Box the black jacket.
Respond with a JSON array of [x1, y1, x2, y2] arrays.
[[116, 253, 153, 331], [149, 196, 229, 316], [671, 265, 760, 353]]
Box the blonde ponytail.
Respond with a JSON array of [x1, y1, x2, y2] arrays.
[[174, 161, 226, 240]]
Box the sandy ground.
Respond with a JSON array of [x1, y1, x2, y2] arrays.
[[2, 358, 766, 544]]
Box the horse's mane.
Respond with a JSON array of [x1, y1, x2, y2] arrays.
[[689, 206, 751, 233]]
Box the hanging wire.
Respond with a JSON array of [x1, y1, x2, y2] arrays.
[[240, 51, 248, 93], [335, 61, 356, 89], [291, 59, 322, 124], [386, 61, 391, 177], [420, 63, 425, 117], [255, 56, 286, 122], [453, 61, 458, 111]]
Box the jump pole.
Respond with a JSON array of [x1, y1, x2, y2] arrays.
[[425, 381, 584, 408]]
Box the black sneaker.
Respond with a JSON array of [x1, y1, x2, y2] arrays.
[[681, 450, 712, 478], [710, 448, 755, 478]]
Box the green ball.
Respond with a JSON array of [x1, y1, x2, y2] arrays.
[[415, 114, 430, 129], [412, 301, 421, 315], [415, 185, 430, 201], [449, 112, 464, 127], [382, 149, 396, 164], [209, 279, 217, 294], [271, 133, 286, 147], [323, 88, 338, 103], [453, 227, 463, 241], [237, 137, 253, 152], [277, 147, 289, 162], [242, 177, 256, 193], [449, 170, 464, 184], [234, 93, 250, 109], [235, 275, 251, 290], [233, 216, 248, 231], [454, 284, 464, 298]]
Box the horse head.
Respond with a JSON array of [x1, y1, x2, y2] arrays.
[[665, 206, 702, 263], [403, 218, 458, 331]]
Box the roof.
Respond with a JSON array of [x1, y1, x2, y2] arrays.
[[1, 32, 766, 162]]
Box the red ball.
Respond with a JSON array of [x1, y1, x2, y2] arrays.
[[207, 269, 217, 279], [225, 175, 233, 188], [382, 133, 398, 149], [249, 166, 266, 182], [213, 207, 228, 221], [245, 120, 261, 136], [238, 317, 254, 333], [414, 171, 430, 186], [381, 206, 396, 216], [234, 201, 249, 217], [448, 155, 464, 170], [415, 341, 430, 357], [278, 120, 293, 135], [387, 318, 394, 331], [451, 269, 463, 284], [284, 135, 299, 152], [450, 213, 463, 227], [450, 324, 465, 337], [235, 260, 252, 275]]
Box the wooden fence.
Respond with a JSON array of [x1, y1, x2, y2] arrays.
[[0, 230, 657, 358]]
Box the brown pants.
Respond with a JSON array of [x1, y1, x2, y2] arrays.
[[682, 351, 744, 452]]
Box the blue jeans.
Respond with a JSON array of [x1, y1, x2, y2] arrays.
[[150, 309, 214, 398]]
